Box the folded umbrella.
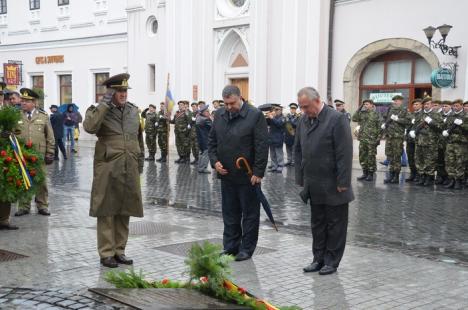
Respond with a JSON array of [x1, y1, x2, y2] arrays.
[[235, 157, 278, 231]]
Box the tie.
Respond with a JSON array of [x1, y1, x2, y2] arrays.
[[28, 112, 32, 120]]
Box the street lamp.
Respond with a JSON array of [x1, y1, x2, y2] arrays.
[[423, 24, 461, 57]]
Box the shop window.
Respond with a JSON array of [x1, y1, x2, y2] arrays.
[[58, 0, 69, 5], [32, 75, 44, 89], [386, 60, 411, 85], [30, 0, 40, 10], [0, 0, 6, 14], [149, 64, 155, 92], [362, 62, 384, 85], [414, 58, 432, 84], [95, 72, 109, 103], [59, 74, 72, 104]]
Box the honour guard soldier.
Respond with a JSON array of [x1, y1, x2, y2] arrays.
[[15, 88, 55, 217], [436, 100, 452, 185], [335, 99, 351, 123], [405, 99, 423, 182], [156, 101, 169, 163], [143, 104, 158, 161], [382, 95, 409, 184], [171, 101, 191, 164], [83, 73, 144, 268], [284, 103, 299, 166]]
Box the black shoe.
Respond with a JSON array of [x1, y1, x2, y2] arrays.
[[114, 254, 133, 265], [389, 173, 400, 184], [318, 265, 337, 275], [303, 261, 323, 273], [190, 159, 198, 165], [357, 171, 368, 181], [365, 173, 374, 181], [145, 155, 155, 161], [423, 175, 434, 186], [413, 174, 420, 183], [442, 178, 451, 186], [454, 179, 462, 190], [14, 209, 30, 217], [100, 257, 118, 268], [198, 169, 211, 174], [284, 162, 291, 167], [405, 172, 416, 182], [0, 223, 19, 230], [174, 158, 182, 164], [220, 250, 238, 257], [38, 208, 51, 216], [235, 252, 251, 262], [434, 176, 444, 185], [416, 174, 426, 186], [383, 172, 394, 184], [72, 149, 78, 153], [157, 155, 167, 163]]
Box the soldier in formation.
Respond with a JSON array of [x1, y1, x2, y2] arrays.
[[405, 98, 423, 182], [171, 101, 191, 164], [436, 100, 452, 185], [156, 101, 169, 163], [352, 99, 380, 181], [143, 104, 157, 161]]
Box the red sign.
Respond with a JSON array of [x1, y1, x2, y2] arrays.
[[3, 63, 21, 85]]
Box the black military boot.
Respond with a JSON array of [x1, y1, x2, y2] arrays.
[[145, 153, 155, 161], [365, 172, 374, 181], [174, 157, 182, 164], [423, 175, 434, 186], [357, 170, 368, 181], [405, 171, 416, 182], [180, 156, 189, 164], [190, 158, 198, 165], [453, 179, 462, 190], [434, 175, 444, 185], [416, 174, 426, 186], [442, 178, 451, 186], [390, 172, 400, 184], [383, 172, 394, 184], [157, 153, 167, 163], [413, 173, 420, 183], [444, 178, 455, 189]]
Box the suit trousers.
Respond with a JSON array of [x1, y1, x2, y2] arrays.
[[197, 149, 210, 172], [310, 203, 349, 268], [269, 145, 284, 171], [285, 144, 294, 164], [55, 138, 67, 159], [97, 215, 130, 258], [0, 201, 11, 225], [221, 180, 260, 256], [18, 169, 48, 211]]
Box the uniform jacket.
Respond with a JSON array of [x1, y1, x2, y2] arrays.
[[351, 108, 380, 144], [267, 115, 285, 147], [294, 105, 354, 206], [83, 102, 144, 218], [144, 111, 157, 135], [171, 110, 191, 135], [17, 109, 55, 158], [406, 109, 422, 143], [383, 105, 409, 139], [156, 111, 169, 134], [208, 102, 268, 184], [444, 111, 468, 145], [284, 113, 299, 146], [50, 111, 65, 140], [415, 109, 443, 146]]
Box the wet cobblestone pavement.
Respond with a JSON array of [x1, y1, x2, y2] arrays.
[[1, 136, 467, 309]]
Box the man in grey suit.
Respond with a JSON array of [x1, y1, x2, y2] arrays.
[[294, 87, 354, 275]]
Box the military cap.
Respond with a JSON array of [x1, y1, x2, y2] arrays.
[[441, 100, 453, 106], [432, 100, 441, 105], [289, 102, 298, 108], [219, 100, 225, 106], [334, 99, 345, 105], [392, 95, 404, 101], [198, 100, 206, 105], [422, 97, 432, 104], [464, 101, 468, 106], [411, 98, 423, 104], [362, 99, 374, 105], [149, 104, 156, 109], [20, 88, 39, 100], [177, 100, 185, 105], [452, 99, 463, 105], [191, 102, 198, 106], [50, 104, 59, 109], [271, 103, 282, 109], [102, 73, 131, 90], [0, 82, 6, 94]]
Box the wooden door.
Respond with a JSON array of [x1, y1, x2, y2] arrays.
[[230, 78, 249, 100]]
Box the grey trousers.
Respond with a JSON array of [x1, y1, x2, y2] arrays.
[[197, 149, 210, 172], [269, 145, 284, 171], [286, 144, 294, 164]]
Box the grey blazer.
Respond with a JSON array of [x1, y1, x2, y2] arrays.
[[294, 105, 354, 206]]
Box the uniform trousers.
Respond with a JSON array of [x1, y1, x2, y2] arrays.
[[0, 201, 11, 225], [18, 168, 48, 211], [97, 215, 130, 258]]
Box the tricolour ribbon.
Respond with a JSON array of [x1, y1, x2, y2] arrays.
[[8, 134, 32, 190]]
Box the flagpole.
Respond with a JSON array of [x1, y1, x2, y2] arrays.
[[166, 73, 170, 162]]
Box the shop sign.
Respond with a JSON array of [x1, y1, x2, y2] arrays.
[[3, 63, 21, 85], [369, 92, 402, 103], [431, 67, 454, 88], [35, 55, 64, 65]]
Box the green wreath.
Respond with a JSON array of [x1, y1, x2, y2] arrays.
[[0, 106, 45, 203]]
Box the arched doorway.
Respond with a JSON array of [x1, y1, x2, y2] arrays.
[[343, 38, 440, 112], [215, 29, 249, 100]]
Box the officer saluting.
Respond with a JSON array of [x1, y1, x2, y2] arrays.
[[83, 73, 144, 268]]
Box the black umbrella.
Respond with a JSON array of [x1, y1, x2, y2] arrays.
[[235, 157, 278, 231]]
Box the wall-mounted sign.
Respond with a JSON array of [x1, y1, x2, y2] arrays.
[[431, 67, 454, 88], [3, 63, 21, 85], [35, 55, 64, 65], [369, 92, 403, 103], [192, 85, 198, 101]]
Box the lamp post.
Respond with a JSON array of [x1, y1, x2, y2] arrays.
[[423, 24, 461, 58]]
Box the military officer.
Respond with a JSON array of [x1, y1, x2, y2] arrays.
[[405, 99, 423, 182], [409, 97, 443, 186], [14, 88, 55, 217], [284, 103, 300, 166], [83, 73, 144, 268], [143, 104, 158, 161], [171, 101, 191, 164], [442, 99, 467, 189], [156, 101, 169, 163], [436, 100, 452, 185], [335, 99, 351, 123], [352, 99, 380, 181], [382, 95, 409, 184], [189, 102, 199, 165]]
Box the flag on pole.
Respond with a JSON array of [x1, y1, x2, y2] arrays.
[[165, 74, 175, 114]]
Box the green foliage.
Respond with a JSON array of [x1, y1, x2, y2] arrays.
[[0, 106, 21, 132]]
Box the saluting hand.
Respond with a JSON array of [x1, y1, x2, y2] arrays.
[[215, 161, 228, 175]]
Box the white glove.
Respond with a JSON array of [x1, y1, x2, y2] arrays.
[[454, 118, 463, 125], [390, 114, 398, 121], [424, 116, 432, 124], [409, 130, 416, 139], [187, 124, 191, 129], [411, 118, 415, 124], [442, 130, 449, 137], [443, 118, 447, 123], [192, 117, 196, 121], [355, 125, 360, 132], [155, 122, 159, 127], [381, 124, 386, 130]]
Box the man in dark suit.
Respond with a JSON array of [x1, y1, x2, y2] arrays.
[[49, 105, 67, 160], [208, 85, 268, 262], [294, 87, 354, 275]]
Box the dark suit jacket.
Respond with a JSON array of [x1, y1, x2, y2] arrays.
[[50, 111, 65, 139], [208, 102, 268, 185], [294, 105, 354, 206]]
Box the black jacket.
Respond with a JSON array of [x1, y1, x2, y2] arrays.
[[50, 111, 65, 139], [195, 115, 212, 151], [294, 105, 354, 206], [208, 102, 268, 184]]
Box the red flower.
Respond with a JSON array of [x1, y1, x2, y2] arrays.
[[25, 140, 33, 149], [238, 287, 247, 295], [199, 277, 208, 284], [4, 157, 12, 164], [16, 179, 22, 187], [29, 169, 36, 177], [30, 156, 37, 163], [0, 150, 6, 157], [161, 278, 169, 285], [7, 176, 13, 182]]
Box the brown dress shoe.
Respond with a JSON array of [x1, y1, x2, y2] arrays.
[[115, 254, 133, 265], [38, 209, 51, 216], [15, 209, 30, 216], [0, 223, 19, 230], [100, 257, 118, 268]]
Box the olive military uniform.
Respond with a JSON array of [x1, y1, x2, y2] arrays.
[[188, 109, 199, 164], [143, 107, 157, 160], [171, 108, 191, 163], [405, 107, 423, 182], [83, 73, 144, 266], [156, 109, 169, 162]]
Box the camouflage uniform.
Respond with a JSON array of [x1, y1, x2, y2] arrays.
[[156, 110, 169, 161], [405, 109, 423, 181], [352, 107, 380, 177], [144, 111, 157, 159], [414, 109, 443, 184], [188, 110, 199, 163], [443, 111, 468, 188], [436, 110, 452, 183], [171, 110, 191, 162], [383, 105, 409, 178]]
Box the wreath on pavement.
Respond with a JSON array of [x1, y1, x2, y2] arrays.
[[0, 106, 45, 203], [106, 241, 302, 310]]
